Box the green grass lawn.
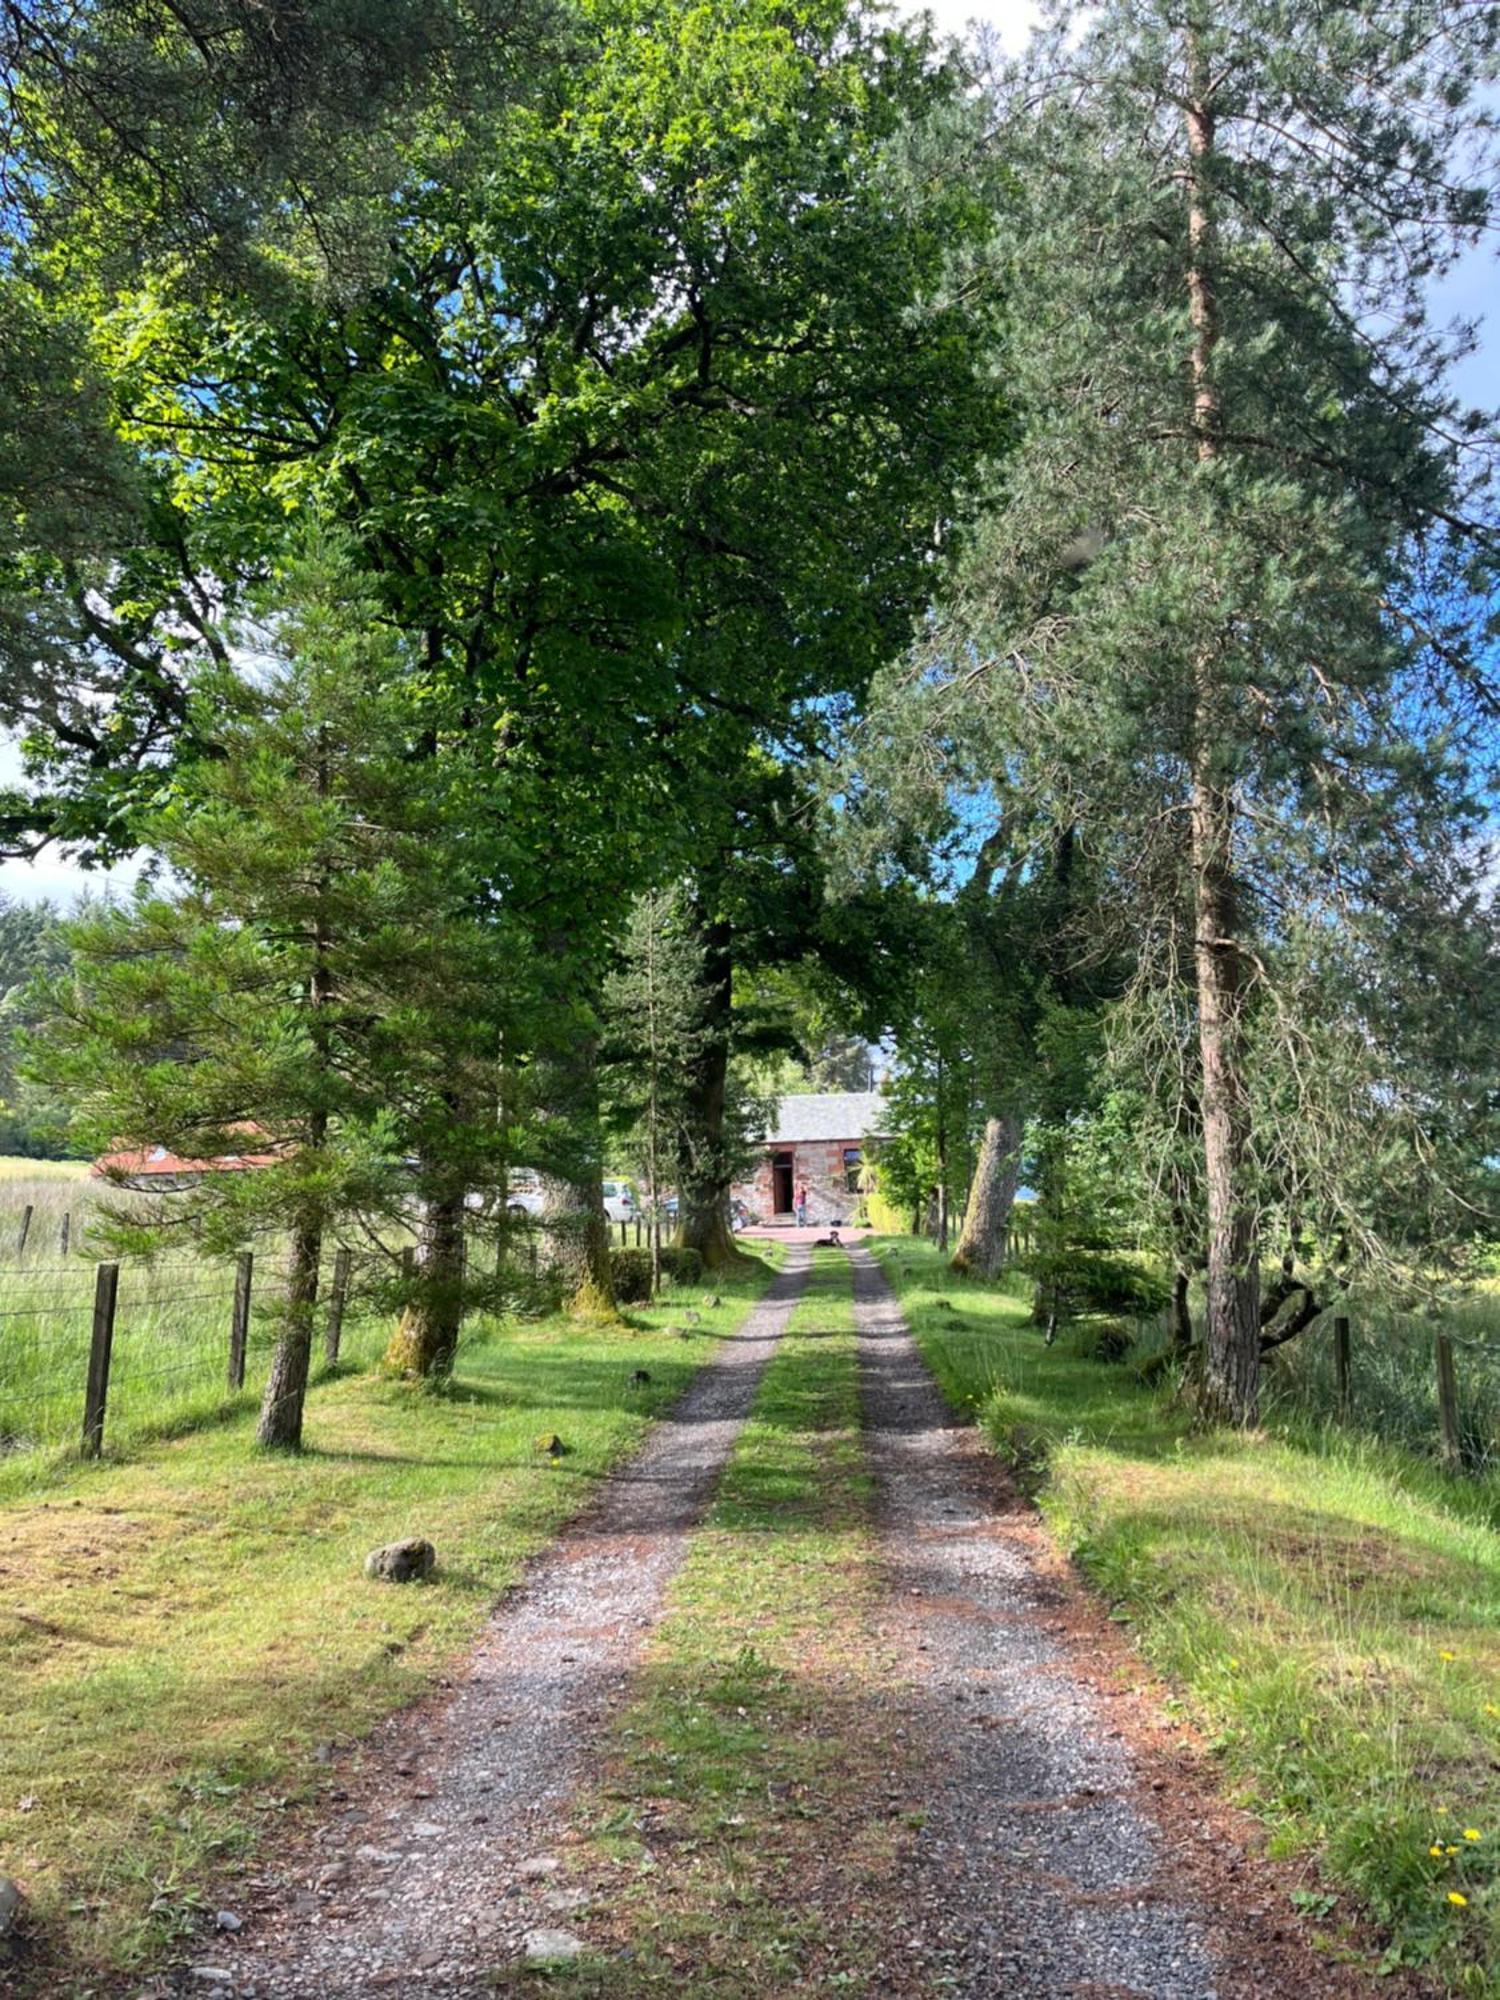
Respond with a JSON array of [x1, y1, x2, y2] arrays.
[[0, 1256, 775, 1980], [869, 1235, 1500, 1997], [508, 1248, 910, 1996]]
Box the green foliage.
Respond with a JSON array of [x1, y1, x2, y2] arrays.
[[0, 893, 75, 1157], [1024, 1248, 1170, 1322], [25, 528, 522, 1441], [658, 1245, 703, 1288], [609, 1247, 655, 1305]]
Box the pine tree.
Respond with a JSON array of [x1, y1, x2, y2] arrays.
[[602, 890, 710, 1294], [883, 0, 1497, 1421], [30, 530, 515, 1444]]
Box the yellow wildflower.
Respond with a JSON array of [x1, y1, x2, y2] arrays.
[[1448, 1892, 1468, 1908], [1430, 1845, 1446, 1858], [1439, 1650, 1456, 1661], [1463, 1829, 1482, 1842]]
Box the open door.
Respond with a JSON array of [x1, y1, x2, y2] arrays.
[[772, 1151, 795, 1215]]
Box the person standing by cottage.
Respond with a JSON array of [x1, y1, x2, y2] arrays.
[[794, 1178, 809, 1227]]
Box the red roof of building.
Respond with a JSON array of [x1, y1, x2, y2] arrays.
[[92, 1129, 283, 1180]]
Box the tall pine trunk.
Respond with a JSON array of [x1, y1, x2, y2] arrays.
[[259, 836, 331, 1448], [258, 1208, 322, 1448], [950, 1112, 1022, 1277], [384, 1179, 467, 1377], [674, 910, 748, 1273], [1185, 30, 1260, 1422]]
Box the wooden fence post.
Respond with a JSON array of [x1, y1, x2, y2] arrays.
[[325, 1248, 352, 1365], [228, 1251, 253, 1391], [1333, 1315, 1351, 1419], [81, 1261, 119, 1458], [619, 1219, 627, 1248], [1435, 1332, 1462, 1469], [59, 1209, 70, 1257], [635, 1217, 642, 1248], [16, 1204, 32, 1255]]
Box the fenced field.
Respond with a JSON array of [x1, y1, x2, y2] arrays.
[[0, 1167, 390, 1478], [1264, 1286, 1500, 1477]]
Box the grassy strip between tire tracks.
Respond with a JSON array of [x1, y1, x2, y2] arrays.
[[505, 1247, 919, 1998], [0, 1256, 778, 1983], [868, 1235, 1500, 1997]]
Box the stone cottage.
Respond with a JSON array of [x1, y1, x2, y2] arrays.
[[733, 1091, 891, 1226]]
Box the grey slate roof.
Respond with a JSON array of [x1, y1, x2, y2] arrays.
[[762, 1091, 891, 1145]]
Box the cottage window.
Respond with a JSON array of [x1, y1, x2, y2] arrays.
[[843, 1146, 862, 1195]]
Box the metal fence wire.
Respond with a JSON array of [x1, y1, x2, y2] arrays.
[[0, 1243, 384, 1462]]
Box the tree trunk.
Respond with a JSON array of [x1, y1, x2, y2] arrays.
[[935, 1060, 950, 1253], [383, 1182, 467, 1377], [675, 909, 751, 1273], [257, 1212, 321, 1448], [1170, 1267, 1194, 1355], [950, 1112, 1022, 1277], [535, 1021, 616, 1320], [1185, 32, 1261, 1424]]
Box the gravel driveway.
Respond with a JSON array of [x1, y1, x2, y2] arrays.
[[851, 1244, 1223, 2000], [174, 1249, 810, 2000]]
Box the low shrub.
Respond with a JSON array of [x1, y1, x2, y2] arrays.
[[610, 1248, 654, 1303], [659, 1245, 703, 1288], [1029, 1249, 1170, 1320], [609, 1244, 704, 1299]]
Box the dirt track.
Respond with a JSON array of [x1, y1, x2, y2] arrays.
[[133, 1246, 1399, 2000]]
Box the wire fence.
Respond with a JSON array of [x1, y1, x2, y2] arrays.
[[0, 1241, 389, 1464], [1263, 1296, 1500, 1477]]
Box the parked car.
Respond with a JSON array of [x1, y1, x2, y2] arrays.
[[505, 1171, 545, 1219], [602, 1178, 637, 1223]]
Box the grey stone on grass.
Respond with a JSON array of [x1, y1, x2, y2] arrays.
[[363, 1538, 435, 1583], [522, 1926, 586, 1964], [0, 1873, 25, 1942]]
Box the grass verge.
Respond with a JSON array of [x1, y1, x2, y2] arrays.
[[499, 1247, 914, 1997], [0, 1257, 774, 1984], [868, 1234, 1500, 1997]]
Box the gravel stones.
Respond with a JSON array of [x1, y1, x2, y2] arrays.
[[849, 1246, 1219, 2000], [205, 1252, 811, 1998]]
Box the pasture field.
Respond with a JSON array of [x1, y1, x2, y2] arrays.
[[873, 1237, 1500, 1994], [0, 1166, 391, 1480]]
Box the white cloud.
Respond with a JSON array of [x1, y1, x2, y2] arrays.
[[897, 0, 1042, 48]]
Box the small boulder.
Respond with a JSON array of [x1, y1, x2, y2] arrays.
[[364, 1538, 435, 1584], [534, 1433, 567, 1458], [214, 1910, 243, 1933], [522, 1926, 585, 1965], [0, 1874, 26, 1946]]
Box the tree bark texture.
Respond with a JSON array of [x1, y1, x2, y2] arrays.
[[383, 1182, 468, 1377], [535, 1021, 616, 1320], [257, 1212, 321, 1448], [950, 1112, 1022, 1278], [1186, 32, 1261, 1423], [674, 911, 749, 1273]]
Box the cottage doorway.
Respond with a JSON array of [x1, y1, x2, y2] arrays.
[[772, 1151, 795, 1216]]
